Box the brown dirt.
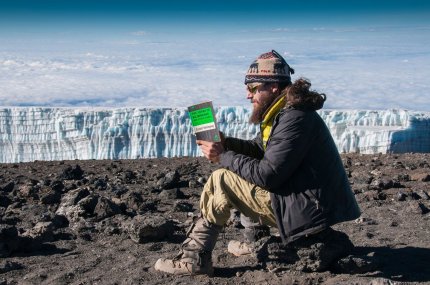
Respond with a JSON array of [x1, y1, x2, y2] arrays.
[[1, 153, 430, 285]]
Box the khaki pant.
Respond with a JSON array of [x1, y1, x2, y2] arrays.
[[200, 169, 277, 227]]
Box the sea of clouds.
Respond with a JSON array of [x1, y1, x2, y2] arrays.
[[0, 25, 429, 111]]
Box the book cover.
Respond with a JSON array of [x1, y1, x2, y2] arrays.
[[187, 101, 221, 142]]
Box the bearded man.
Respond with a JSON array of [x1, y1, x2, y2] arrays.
[[154, 50, 360, 276]]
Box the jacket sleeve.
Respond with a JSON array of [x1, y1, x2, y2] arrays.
[[219, 110, 316, 191], [224, 135, 264, 160]]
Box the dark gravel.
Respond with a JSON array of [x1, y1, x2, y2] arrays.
[[1, 153, 430, 285]]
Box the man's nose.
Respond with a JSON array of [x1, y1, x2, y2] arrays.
[[247, 92, 253, 100]]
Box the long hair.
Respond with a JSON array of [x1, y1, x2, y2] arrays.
[[283, 78, 326, 110]]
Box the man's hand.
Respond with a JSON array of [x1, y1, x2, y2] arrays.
[[196, 140, 225, 163]]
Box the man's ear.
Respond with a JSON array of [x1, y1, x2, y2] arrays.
[[270, 83, 280, 94]]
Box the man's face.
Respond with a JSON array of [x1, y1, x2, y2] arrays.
[[246, 83, 277, 124]]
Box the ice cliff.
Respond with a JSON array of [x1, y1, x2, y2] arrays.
[[0, 107, 429, 163]]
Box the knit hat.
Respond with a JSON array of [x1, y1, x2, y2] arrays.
[[245, 50, 294, 84]]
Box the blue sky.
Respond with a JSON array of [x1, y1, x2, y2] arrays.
[[2, 0, 429, 16], [1, 0, 430, 111], [2, 0, 430, 28]]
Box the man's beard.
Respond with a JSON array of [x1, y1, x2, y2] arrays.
[[249, 95, 277, 124]]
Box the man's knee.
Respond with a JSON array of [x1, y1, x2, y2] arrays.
[[209, 168, 241, 190], [206, 169, 233, 206], [210, 168, 231, 183]]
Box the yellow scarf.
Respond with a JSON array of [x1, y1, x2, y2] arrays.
[[260, 95, 286, 150]]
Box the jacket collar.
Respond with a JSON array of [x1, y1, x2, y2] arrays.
[[261, 94, 286, 125]]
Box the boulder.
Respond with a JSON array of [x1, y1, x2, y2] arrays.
[[127, 215, 175, 243]]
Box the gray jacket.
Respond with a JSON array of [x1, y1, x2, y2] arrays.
[[220, 106, 361, 244]]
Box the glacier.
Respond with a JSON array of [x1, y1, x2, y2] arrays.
[[0, 107, 429, 163]]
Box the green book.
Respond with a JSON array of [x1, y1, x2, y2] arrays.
[[187, 101, 221, 142]]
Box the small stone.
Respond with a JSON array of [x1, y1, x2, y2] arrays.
[[393, 161, 404, 169], [396, 191, 407, 201], [174, 201, 193, 212], [159, 188, 183, 200], [370, 178, 393, 190], [188, 180, 198, 188], [396, 174, 410, 182], [197, 177, 206, 185], [418, 202, 430, 215], [156, 170, 180, 190], [335, 254, 379, 274], [366, 232, 375, 239]]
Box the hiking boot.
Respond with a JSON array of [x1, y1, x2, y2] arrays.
[[154, 246, 214, 276], [154, 217, 222, 276], [227, 223, 271, 256], [227, 240, 254, 256]]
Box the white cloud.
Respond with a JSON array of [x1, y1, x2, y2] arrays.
[[0, 25, 429, 111]]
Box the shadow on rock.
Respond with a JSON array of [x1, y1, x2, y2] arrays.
[[253, 228, 354, 273], [1, 224, 70, 258], [12, 243, 70, 258], [338, 246, 430, 283]]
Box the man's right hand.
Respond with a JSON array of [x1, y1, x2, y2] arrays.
[[196, 139, 225, 163]]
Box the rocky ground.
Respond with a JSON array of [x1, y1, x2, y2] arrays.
[[1, 153, 430, 285]]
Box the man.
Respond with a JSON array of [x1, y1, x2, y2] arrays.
[[154, 50, 361, 276]]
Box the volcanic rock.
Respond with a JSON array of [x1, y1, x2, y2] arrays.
[[127, 214, 175, 243], [335, 254, 379, 274], [253, 228, 354, 272], [158, 188, 183, 200], [93, 196, 122, 221], [60, 164, 84, 180], [1, 154, 430, 285], [0, 261, 24, 274], [156, 170, 180, 190], [0, 225, 19, 257], [22, 221, 55, 242], [0, 182, 14, 193]]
